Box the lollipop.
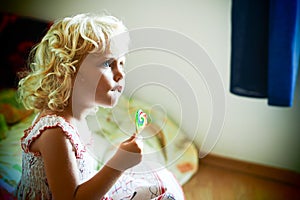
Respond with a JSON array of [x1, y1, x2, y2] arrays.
[[135, 109, 148, 134]]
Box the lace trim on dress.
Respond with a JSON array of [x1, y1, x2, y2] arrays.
[[20, 115, 86, 159]]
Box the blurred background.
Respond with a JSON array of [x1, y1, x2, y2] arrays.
[[1, 0, 299, 175]]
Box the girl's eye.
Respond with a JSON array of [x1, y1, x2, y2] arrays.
[[103, 60, 111, 68]]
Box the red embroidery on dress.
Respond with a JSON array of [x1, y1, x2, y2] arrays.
[[20, 115, 86, 159]]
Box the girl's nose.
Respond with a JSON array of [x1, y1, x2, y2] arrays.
[[113, 60, 125, 82]]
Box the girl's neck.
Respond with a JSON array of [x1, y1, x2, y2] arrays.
[[39, 105, 94, 145], [67, 95, 97, 122], [40, 104, 94, 124]]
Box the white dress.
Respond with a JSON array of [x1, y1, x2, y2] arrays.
[[16, 115, 184, 200], [16, 115, 94, 199]]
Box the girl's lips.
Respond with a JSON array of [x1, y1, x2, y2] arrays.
[[111, 85, 123, 92]]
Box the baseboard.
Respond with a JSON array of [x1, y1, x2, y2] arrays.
[[200, 154, 300, 187]]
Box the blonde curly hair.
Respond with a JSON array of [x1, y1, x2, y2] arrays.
[[17, 13, 127, 112]]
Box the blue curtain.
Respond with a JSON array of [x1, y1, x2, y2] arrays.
[[230, 0, 300, 107]]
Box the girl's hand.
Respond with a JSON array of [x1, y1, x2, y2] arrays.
[[107, 134, 142, 171]]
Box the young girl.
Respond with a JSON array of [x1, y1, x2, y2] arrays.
[[16, 13, 184, 199]]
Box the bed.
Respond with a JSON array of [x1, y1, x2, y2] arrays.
[[0, 88, 198, 199]]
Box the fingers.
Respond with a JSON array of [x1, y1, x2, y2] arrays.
[[135, 136, 143, 152], [108, 135, 143, 171], [123, 133, 137, 143]]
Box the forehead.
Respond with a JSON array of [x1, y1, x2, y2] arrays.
[[86, 30, 130, 61], [109, 31, 130, 58], [86, 49, 126, 63]]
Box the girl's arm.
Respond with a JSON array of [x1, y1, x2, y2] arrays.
[[36, 127, 141, 200]]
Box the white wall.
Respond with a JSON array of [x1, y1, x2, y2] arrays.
[[2, 0, 300, 172]]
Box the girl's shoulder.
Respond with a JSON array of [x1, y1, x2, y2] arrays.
[[21, 114, 86, 158], [26, 114, 77, 134]]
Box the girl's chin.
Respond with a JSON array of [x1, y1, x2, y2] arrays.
[[110, 97, 121, 108], [96, 96, 120, 108]]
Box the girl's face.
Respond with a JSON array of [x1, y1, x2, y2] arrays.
[[73, 50, 126, 108]]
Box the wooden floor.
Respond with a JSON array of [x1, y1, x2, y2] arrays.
[[182, 155, 300, 200]]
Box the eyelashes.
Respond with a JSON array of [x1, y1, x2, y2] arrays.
[[103, 59, 113, 68], [101, 57, 126, 70]]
